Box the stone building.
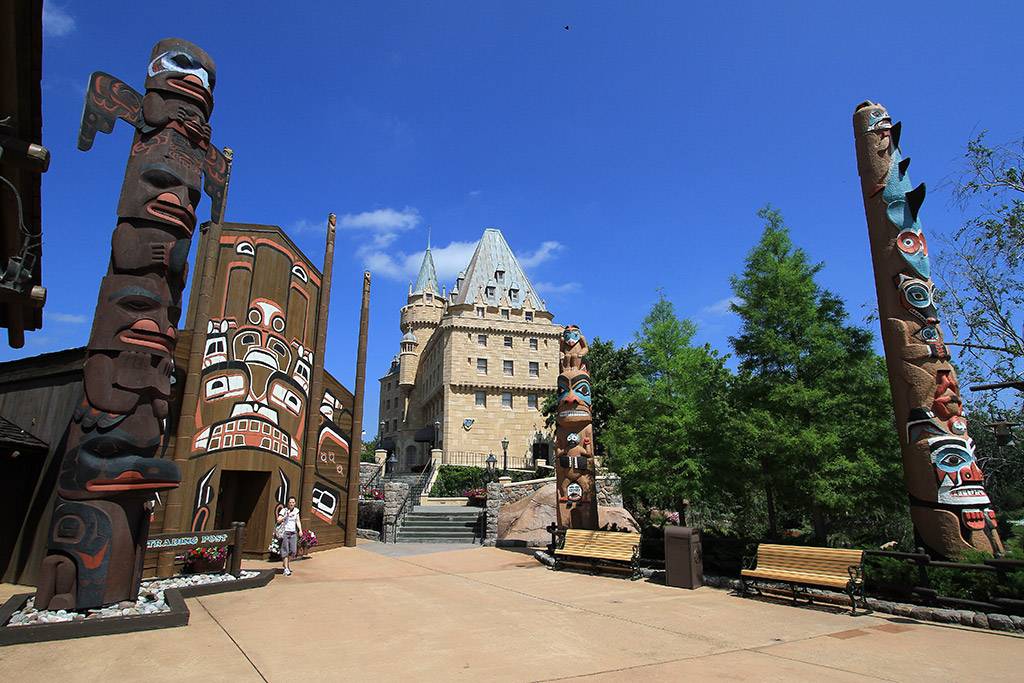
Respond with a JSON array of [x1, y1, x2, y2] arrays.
[[378, 228, 560, 471]]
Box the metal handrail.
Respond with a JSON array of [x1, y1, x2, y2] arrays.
[[863, 549, 1024, 614], [360, 462, 384, 497], [387, 459, 435, 543]]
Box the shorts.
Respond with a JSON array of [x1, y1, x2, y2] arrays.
[[281, 531, 297, 558]]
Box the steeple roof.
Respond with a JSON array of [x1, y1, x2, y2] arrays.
[[451, 228, 545, 311], [412, 246, 440, 296]]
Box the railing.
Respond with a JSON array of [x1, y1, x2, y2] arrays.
[[441, 450, 535, 471], [360, 461, 384, 499], [387, 458, 435, 543], [864, 549, 1024, 615]]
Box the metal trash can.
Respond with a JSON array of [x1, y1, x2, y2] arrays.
[[664, 526, 703, 589]]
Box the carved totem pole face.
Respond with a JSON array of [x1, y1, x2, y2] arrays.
[[555, 325, 599, 529], [853, 101, 1001, 556], [38, 38, 222, 612], [191, 235, 318, 463]]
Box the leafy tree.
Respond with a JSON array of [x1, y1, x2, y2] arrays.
[[725, 206, 903, 543], [937, 131, 1024, 393], [360, 439, 377, 463], [601, 296, 730, 521]]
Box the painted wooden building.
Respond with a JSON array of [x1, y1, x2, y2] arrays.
[[0, 222, 360, 585]]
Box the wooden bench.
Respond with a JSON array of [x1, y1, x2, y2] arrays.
[[551, 529, 641, 579], [740, 544, 866, 614]]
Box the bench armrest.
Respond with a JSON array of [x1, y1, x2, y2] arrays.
[[742, 554, 757, 570], [848, 564, 863, 583]]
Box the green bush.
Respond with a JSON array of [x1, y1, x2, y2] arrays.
[[430, 466, 487, 497], [428, 465, 544, 497]]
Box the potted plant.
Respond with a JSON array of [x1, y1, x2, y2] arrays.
[[465, 487, 487, 507], [183, 546, 227, 574], [297, 529, 318, 557]]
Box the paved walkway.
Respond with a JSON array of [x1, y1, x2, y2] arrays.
[[1, 542, 1022, 681]]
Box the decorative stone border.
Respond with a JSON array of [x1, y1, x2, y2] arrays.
[[699, 574, 1024, 634], [0, 569, 275, 646], [532, 551, 1023, 634]]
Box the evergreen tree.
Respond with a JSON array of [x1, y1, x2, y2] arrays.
[[602, 295, 730, 520], [725, 206, 903, 543]]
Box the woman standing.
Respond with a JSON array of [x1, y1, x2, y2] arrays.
[[277, 496, 302, 576]]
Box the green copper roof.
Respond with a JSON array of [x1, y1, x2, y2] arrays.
[[452, 228, 545, 311], [412, 247, 440, 295]]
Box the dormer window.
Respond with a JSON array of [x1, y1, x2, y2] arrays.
[[486, 286, 496, 298], [509, 288, 519, 302], [495, 270, 505, 282], [425, 293, 433, 302]]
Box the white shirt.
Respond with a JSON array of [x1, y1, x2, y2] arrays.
[[280, 507, 300, 533]]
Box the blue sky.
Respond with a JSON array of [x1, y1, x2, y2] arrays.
[[11, 1, 1024, 439]]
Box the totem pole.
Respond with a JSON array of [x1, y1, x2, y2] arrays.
[[35, 39, 227, 610], [852, 102, 1002, 558], [555, 325, 599, 529]]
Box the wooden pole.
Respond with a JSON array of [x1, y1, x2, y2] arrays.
[[345, 271, 371, 546], [156, 147, 233, 576], [299, 214, 336, 529]]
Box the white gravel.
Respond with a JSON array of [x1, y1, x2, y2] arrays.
[[5, 570, 260, 627]]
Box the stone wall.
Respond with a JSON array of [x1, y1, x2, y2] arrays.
[[498, 474, 622, 506], [484, 482, 501, 546], [383, 482, 410, 543], [360, 462, 383, 489]]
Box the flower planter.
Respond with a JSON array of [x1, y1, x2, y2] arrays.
[[184, 556, 226, 574]]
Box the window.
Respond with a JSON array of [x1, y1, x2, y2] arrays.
[[477, 358, 488, 374], [385, 398, 390, 410], [503, 360, 514, 376], [495, 269, 505, 282], [504, 336, 513, 348], [476, 306, 485, 318], [425, 293, 433, 302], [529, 362, 539, 378], [501, 392, 513, 409], [528, 394, 538, 409], [529, 338, 538, 350], [475, 391, 487, 407], [478, 334, 487, 347], [486, 286, 496, 297], [525, 311, 533, 322], [501, 309, 510, 320], [392, 419, 398, 432]]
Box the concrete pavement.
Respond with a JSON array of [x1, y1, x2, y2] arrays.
[[1, 541, 1021, 681]]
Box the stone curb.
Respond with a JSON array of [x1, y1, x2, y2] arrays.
[[698, 574, 1024, 634], [531, 552, 1023, 634]]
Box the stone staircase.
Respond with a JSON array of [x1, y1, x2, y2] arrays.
[[384, 471, 428, 502], [396, 506, 483, 543]]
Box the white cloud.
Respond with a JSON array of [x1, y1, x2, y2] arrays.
[[534, 281, 581, 295], [42, 2, 76, 37], [287, 218, 329, 234], [701, 296, 739, 316], [518, 241, 564, 269], [339, 207, 420, 234], [49, 312, 87, 324], [362, 240, 478, 284]]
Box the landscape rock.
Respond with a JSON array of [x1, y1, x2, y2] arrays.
[[497, 481, 638, 546], [987, 613, 1013, 631]]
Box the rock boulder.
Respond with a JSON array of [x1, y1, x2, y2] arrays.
[[497, 481, 638, 545]]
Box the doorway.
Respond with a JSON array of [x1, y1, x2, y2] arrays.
[[215, 470, 271, 556], [532, 441, 550, 465]]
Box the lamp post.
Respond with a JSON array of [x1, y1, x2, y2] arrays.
[[434, 420, 440, 448], [486, 452, 497, 482], [501, 436, 509, 473], [378, 420, 385, 450]]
